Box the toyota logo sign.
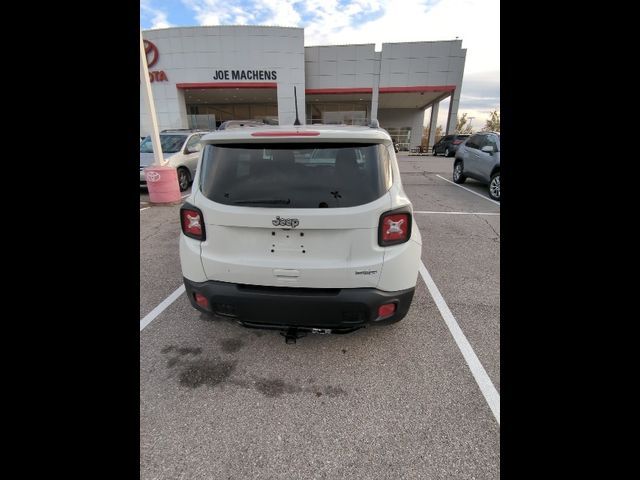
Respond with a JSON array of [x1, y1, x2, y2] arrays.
[[144, 40, 159, 68], [146, 171, 161, 182]]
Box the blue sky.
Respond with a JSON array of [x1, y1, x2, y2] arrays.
[[141, 0, 499, 129]]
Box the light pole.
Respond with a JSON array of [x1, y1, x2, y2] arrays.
[[140, 30, 181, 203], [140, 31, 164, 168]]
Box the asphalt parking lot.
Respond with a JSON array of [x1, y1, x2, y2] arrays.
[[140, 153, 500, 479]]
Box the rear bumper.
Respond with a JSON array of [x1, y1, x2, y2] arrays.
[[183, 277, 415, 331]]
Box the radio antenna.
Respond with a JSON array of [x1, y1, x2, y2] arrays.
[[293, 86, 301, 126]]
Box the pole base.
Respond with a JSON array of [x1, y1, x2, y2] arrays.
[[144, 166, 182, 204]]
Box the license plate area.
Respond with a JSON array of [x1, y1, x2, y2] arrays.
[[269, 228, 307, 255]]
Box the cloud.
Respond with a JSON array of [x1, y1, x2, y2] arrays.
[[151, 11, 173, 29], [141, 0, 499, 129], [141, 0, 174, 29], [172, 1, 498, 74], [431, 70, 499, 129], [181, 0, 302, 27], [295, 0, 386, 46], [263, 0, 304, 26], [458, 70, 500, 118]]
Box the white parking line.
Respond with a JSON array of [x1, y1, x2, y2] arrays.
[[414, 211, 499, 215], [435, 174, 500, 206], [181, 194, 190, 199], [419, 260, 500, 425], [140, 207, 150, 212], [140, 285, 185, 332]]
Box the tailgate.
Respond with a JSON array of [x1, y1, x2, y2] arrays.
[[198, 192, 391, 289]]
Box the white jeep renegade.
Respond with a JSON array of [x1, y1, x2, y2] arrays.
[[179, 124, 422, 335]]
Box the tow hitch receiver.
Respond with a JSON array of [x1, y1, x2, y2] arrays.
[[280, 328, 307, 344], [280, 327, 333, 343]]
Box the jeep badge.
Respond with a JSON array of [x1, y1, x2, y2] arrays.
[[272, 216, 300, 228]]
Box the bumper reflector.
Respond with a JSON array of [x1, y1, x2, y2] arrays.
[[378, 303, 396, 318], [194, 293, 209, 309]]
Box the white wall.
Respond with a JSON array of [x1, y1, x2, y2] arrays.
[[380, 40, 466, 136], [378, 108, 417, 128], [379, 40, 465, 88], [140, 28, 466, 135], [378, 108, 426, 149], [305, 44, 379, 90], [304, 39, 465, 136], [141, 26, 305, 135]]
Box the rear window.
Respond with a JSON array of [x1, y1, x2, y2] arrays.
[[139, 134, 187, 154], [199, 143, 392, 208]]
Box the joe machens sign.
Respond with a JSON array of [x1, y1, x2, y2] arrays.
[[212, 70, 277, 81]]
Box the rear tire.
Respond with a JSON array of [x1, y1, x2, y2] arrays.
[[177, 167, 191, 192], [489, 172, 500, 201], [432, 148, 437, 156], [453, 161, 466, 184]]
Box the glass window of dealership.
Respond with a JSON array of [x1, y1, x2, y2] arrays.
[[141, 25, 466, 150]]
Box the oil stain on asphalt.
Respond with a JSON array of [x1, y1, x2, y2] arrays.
[[179, 360, 237, 388], [161, 345, 346, 398], [254, 378, 346, 398], [162, 345, 203, 368], [220, 338, 244, 353], [161, 345, 202, 356]]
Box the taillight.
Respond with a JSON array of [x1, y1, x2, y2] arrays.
[[194, 293, 209, 309], [180, 204, 206, 241], [378, 303, 396, 319], [452, 140, 462, 144], [378, 209, 412, 246]]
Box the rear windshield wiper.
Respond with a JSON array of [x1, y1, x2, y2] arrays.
[[233, 199, 291, 205]]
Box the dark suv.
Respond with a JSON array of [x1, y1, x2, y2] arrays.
[[432, 134, 471, 157]]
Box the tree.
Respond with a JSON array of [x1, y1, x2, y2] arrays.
[[456, 113, 474, 134], [435, 125, 443, 142], [421, 125, 444, 147], [483, 109, 500, 132], [421, 126, 430, 147]]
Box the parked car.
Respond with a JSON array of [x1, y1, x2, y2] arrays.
[[140, 130, 208, 191], [452, 132, 500, 201], [179, 124, 422, 339], [432, 134, 471, 157], [217, 120, 265, 130]]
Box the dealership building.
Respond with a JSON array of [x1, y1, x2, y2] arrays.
[[141, 25, 466, 150]]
